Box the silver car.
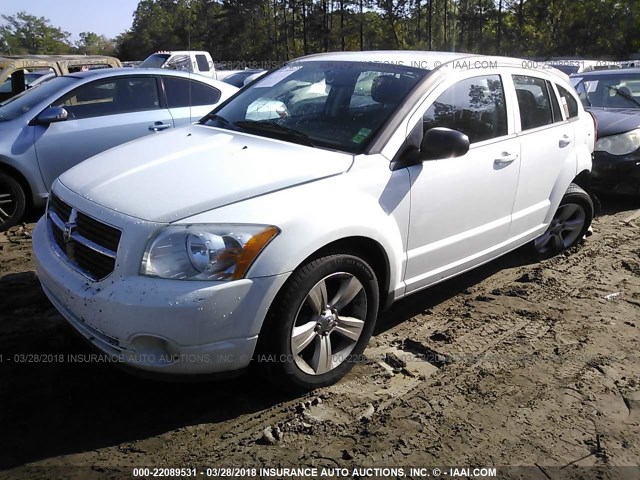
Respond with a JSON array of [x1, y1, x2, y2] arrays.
[[0, 68, 238, 230]]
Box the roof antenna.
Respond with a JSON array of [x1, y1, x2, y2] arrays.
[[187, 0, 192, 122]]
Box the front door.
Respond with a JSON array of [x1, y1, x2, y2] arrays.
[[404, 74, 520, 293], [34, 75, 173, 189]]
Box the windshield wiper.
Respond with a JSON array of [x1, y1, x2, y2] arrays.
[[606, 85, 640, 108], [234, 120, 315, 147]]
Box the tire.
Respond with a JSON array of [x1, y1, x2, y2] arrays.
[[0, 172, 26, 232], [533, 183, 593, 258], [257, 254, 379, 391]]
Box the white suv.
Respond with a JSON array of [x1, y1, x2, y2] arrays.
[[33, 51, 595, 390]]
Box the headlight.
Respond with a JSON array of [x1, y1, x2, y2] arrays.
[[141, 224, 279, 281], [595, 129, 640, 156]]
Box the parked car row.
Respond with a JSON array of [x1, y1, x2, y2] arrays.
[[27, 50, 599, 390], [0, 54, 123, 102], [0, 68, 238, 230], [532, 57, 640, 75], [138, 50, 267, 86], [571, 68, 640, 195]]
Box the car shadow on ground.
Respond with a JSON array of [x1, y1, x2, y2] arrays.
[[0, 245, 540, 468], [375, 194, 639, 335], [0, 272, 299, 469], [23, 206, 45, 225], [596, 194, 640, 216], [374, 244, 539, 335], [1, 195, 637, 469]]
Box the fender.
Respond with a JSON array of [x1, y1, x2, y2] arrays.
[[180, 154, 411, 302]]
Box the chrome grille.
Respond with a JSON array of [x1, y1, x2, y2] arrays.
[[76, 212, 121, 252], [47, 194, 122, 281], [49, 194, 72, 222]]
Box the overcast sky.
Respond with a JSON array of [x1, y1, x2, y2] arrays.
[[1, 0, 140, 41]]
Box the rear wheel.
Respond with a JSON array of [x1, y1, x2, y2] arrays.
[[258, 254, 379, 391], [533, 183, 593, 257], [0, 172, 26, 231]]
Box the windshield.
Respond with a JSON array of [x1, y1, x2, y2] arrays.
[[223, 71, 261, 88], [573, 72, 640, 108], [201, 61, 428, 153], [139, 53, 171, 69], [0, 76, 77, 122]]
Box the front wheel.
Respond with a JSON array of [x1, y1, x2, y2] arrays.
[[533, 183, 593, 257], [0, 172, 26, 232], [258, 254, 379, 391]]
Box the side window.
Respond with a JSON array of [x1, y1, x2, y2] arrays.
[[512, 75, 553, 130], [55, 77, 160, 119], [423, 75, 507, 144], [556, 84, 579, 118], [163, 77, 221, 108], [195, 54, 210, 72]]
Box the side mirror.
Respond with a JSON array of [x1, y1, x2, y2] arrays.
[[35, 106, 68, 125], [420, 127, 470, 160]]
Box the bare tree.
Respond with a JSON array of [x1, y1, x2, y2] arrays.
[[427, 0, 433, 50], [359, 0, 364, 50], [496, 0, 503, 54], [340, 0, 345, 50]]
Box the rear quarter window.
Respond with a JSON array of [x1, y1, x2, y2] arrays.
[[557, 84, 580, 118], [163, 77, 221, 107]]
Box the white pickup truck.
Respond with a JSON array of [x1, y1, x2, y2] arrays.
[[139, 51, 237, 81]]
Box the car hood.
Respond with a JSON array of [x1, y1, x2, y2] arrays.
[[59, 125, 353, 223], [588, 108, 640, 137]]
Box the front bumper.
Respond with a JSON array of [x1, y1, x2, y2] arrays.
[[591, 150, 640, 195], [33, 217, 289, 375]]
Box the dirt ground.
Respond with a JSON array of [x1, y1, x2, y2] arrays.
[[1, 198, 639, 480]]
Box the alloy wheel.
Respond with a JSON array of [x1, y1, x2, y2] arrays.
[[0, 191, 17, 226], [534, 202, 586, 255], [290, 272, 368, 376]]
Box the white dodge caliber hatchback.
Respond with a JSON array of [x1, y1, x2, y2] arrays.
[[33, 51, 595, 390]]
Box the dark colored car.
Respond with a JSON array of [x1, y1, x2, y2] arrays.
[[572, 69, 640, 195]]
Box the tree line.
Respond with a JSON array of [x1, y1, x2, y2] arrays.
[[1, 1, 638, 63]]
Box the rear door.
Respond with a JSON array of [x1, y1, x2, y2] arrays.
[[34, 75, 173, 189], [162, 76, 222, 125], [509, 74, 576, 237]]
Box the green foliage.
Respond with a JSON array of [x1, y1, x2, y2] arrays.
[[1, 2, 639, 62], [116, 0, 640, 62], [0, 12, 72, 54], [76, 32, 117, 55]]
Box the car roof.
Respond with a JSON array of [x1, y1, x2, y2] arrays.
[[293, 50, 570, 80], [68, 67, 198, 80], [294, 50, 474, 67], [572, 67, 640, 77], [65, 68, 238, 92], [226, 69, 263, 75]]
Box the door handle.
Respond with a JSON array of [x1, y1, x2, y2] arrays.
[[494, 152, 518, 167], [559, 135, 572, 147], [149, 122, 172, 132]]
